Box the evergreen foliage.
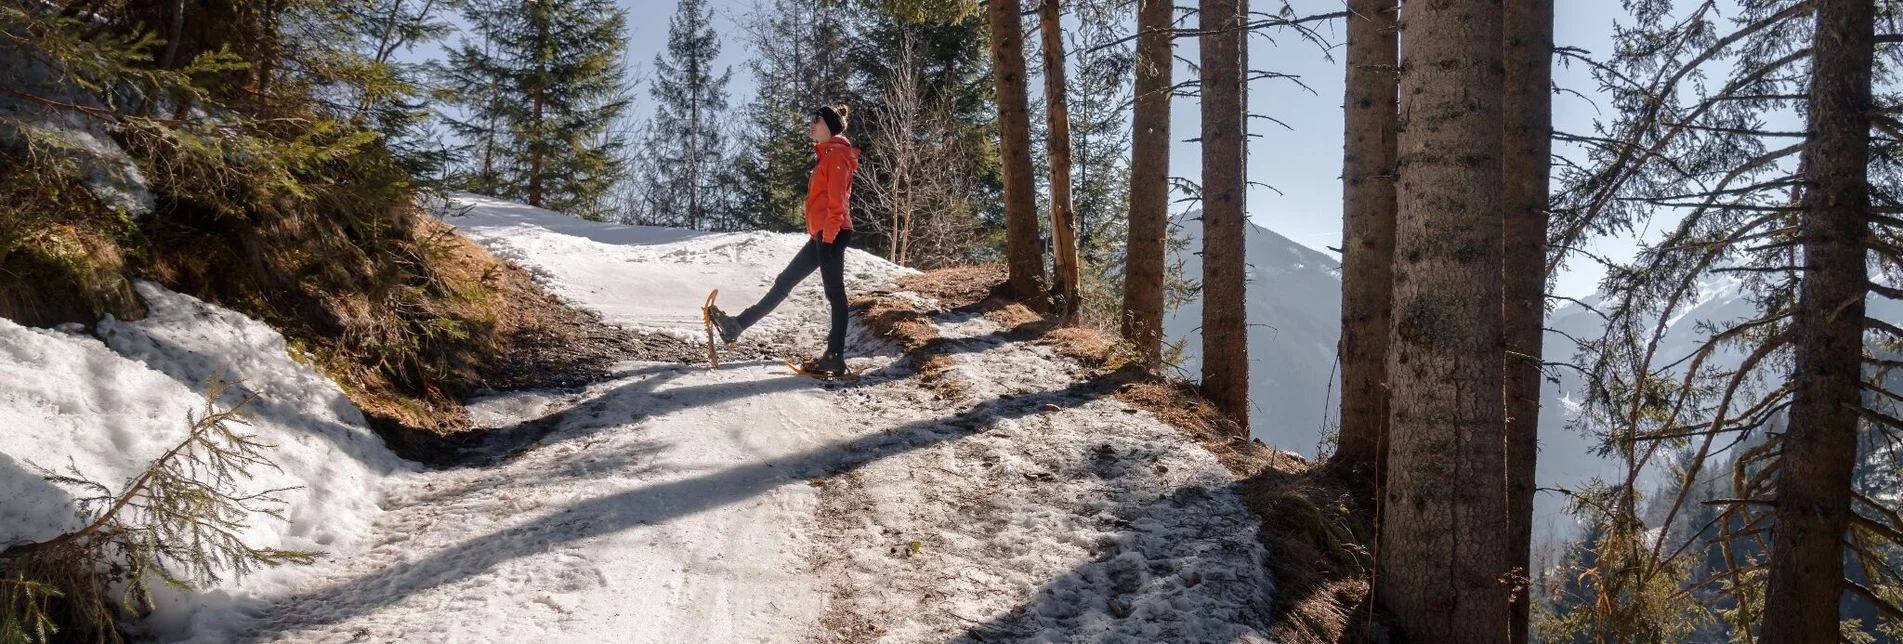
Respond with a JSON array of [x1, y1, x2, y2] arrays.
[[1, 379, 311, 643], [445, 0, 632, 220], [631, 0, 738, 229], [733, 0, 851, 233], [1536, 1, 1903, 638]]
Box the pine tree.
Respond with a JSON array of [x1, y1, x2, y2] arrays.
[[1199, 0, 1248, 435], [1068, 0, 1134, 332], [734, 0, 849, 233], [1501, 1, 1554, 641], [1763, 0, 1876, 638], [639, 0, 735, 229], [446, 0, 631, 219], [1333, 0, 1397, 490], [1538, 0, 1903, 636], [1120, 0, 1171, 367], [988, 0, 1051, 312], [837, 5, 999, 263], [1376, 0, 1511, 639]]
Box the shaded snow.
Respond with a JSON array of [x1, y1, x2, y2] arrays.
[[0, 282, 408, 639], [809, 310, 1272, 643]]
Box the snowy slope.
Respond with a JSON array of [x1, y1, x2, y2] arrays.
[[0, 282, 409, 639], [444, 193, 905, 348], [1166, 212, 1343, 455]]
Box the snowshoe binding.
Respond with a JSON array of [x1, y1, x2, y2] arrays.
[[784, 352, 858, 382]]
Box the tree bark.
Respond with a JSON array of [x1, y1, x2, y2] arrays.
[[1501, 2, 1553, 643], [1376, 0, 1511, 641], [988, 0, 1050, 312], [1199, 0, 1248, 435], [1121, 0, 1173, 368], [1334, 0, 1398, 492], [1762, 0, 1873, 640], [1039, 0, 1082, 325]]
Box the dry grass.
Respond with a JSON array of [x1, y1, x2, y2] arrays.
[[983, 301, 1044, 331], [1242, 464, 1381, 644], [894, 264, 1007, 309], [849, 294, 940, 354]]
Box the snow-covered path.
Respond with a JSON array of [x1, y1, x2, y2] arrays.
[[157, 196, 1271, 643], [210, 361, 873, 642], [182, 198, 915, 642]]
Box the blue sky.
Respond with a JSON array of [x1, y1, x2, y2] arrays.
[[415, 0, 1677, 298]]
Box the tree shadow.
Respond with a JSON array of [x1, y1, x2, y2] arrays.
[[230, 376, 1120, 640], [0, 451, 84, 547], [446, 360, 886, 466], [91, 318, 402, 474], [949, 475, 1276, 644]]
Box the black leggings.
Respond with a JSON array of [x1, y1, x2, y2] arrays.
[[737, 230, 852, 357]]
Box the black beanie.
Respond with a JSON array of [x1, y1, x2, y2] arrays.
[[813, 105, 848, 136]]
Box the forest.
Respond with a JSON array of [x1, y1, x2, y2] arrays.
[[2, 0, 1902, 641]]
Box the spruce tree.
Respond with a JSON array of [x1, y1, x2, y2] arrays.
[[1334, 0, 1397, 491], [735, 0, 849, 233], [845, 6, 1002, 263], [1199, 0, 1248, 434], [446, 0, 631, 220], [1537, 0, 1903, 637], [1120, 0, 1171, 367], [641, 0, 736, 230], [989, 0, 1051, 311], [1068, 0, 1134, 331], [1376, 0, 1511, 638]]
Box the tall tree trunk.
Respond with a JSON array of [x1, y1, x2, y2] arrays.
[[528, 12, 547, 208], [530, 92, 545, 207], [988, 0, 1050, 312], [1501, 1, 1553, 642], [1040, 0, 1082, 324], [1121, 0, 1172, 368], [1199, 0, 1247, 435], [1376, 0, 1510, 640], [1762, 0, 1873, 639], [1334, 0, 1398, 491]]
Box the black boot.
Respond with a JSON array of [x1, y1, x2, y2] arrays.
[[706, 305, 744, 346], [803, 351, 847, 376]]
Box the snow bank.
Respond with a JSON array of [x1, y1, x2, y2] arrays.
[[440, 193, 913, 349], [0, 281, 407, 638]]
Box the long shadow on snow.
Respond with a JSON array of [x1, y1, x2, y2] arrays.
[[949, 476, 1273, 643], [232, 375, 1117, 639], [448, 359, 890, 465], [92, 319, 402, 474]]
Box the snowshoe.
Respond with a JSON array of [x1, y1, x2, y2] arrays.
[[700, 290, 724, 368], [783, 353, 859, 382]]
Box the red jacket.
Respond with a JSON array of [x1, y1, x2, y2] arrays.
[[805, 135, 859, 243]]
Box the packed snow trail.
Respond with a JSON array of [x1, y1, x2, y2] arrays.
[[0, 194, 1275, 642], [199, 196, 1272, 642], [180, 197, 915, 642]]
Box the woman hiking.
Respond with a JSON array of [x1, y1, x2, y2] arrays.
[[704, 105, 861, 377]]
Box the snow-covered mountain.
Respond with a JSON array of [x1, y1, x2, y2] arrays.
[[1166, 213, 1344, 456], [1167, 217, 1903, 543]]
